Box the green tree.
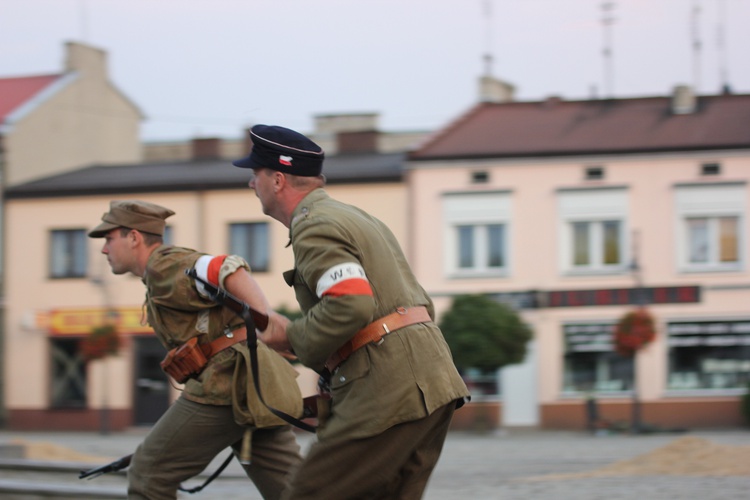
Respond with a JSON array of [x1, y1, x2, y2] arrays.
[[439, 294, 532, 373], [276, 304, 303, 321]]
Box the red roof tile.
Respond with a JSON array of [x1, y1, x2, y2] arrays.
[[409, 94, 750, 160], [0, 74, 61, 122]]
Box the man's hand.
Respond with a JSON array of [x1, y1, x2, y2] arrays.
[[257, 310, 293, 352]]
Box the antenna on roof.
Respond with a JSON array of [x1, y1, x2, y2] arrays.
[[691, 0, 702, 93], [482, 0, 494, 76], [716, 0, 731, 93], [601, 2, 616, 98], [79, 0, 89, 41]]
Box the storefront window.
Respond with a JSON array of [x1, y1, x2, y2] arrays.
[[50, 338, 86, 407], [461, 367, 500, 397], [668, 320, 750, 390], [563, 323, 633, 393]]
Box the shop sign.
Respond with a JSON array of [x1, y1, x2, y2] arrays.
[[545, 285, 700, 308], [46, 307, 153, 336]]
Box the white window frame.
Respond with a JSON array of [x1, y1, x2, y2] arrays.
[[558, 188, 629, 275], [49, 228, 88, 279], [442, 191, 511, 278], [675, 183, 745, 273]]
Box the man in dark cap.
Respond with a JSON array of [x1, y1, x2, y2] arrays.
[[89, 200, 303, 500], [234, 125, 470, 499]]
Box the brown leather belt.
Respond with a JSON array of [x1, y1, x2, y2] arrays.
[[200, 327, 247, 358], [325, 306, 431, 373]]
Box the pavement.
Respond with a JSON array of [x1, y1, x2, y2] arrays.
[[1, 426, 749, 499]]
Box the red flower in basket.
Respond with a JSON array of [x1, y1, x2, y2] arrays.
[[80, 325, 121, 362], [613, 308, 656, 357]]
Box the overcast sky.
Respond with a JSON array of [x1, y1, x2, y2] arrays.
[[2, 0, 749, 142]]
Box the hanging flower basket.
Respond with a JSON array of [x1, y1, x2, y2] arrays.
[[613, 308, 656, 357], [80, 324, 121, 362]]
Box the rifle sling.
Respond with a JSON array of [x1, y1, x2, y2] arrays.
[[187, 269, 316, 433], [243, 309, 317, 433], [178, 450, 234, 494]]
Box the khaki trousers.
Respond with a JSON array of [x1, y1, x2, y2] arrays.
[[128, 396, 302, 500], [282, 402, 455, 500]]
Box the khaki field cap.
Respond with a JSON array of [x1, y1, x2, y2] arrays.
[[88, 200, 175, 238]]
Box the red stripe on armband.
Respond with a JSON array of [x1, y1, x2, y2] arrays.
[[207, 255, 227, 285], [321, 278, 374, 298]]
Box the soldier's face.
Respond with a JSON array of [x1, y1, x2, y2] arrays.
[[101, 228, 136, 275], [248, 168, 274, 213]]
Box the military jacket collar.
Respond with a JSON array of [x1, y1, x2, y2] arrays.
[[286, 188, 328, 247]]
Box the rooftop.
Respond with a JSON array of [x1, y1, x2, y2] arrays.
[[0, 74, 61, 122], [409, 93, 750, 161], [4, 152, 405, 199]]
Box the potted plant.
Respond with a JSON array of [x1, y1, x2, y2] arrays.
[[80, 324, 121, 361]]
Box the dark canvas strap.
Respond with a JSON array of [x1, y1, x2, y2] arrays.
[[187, 269, 316, 433]]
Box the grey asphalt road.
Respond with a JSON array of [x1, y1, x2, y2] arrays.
[[1, 427, 749, 499]]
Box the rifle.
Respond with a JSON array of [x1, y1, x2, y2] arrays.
[[80, 451, 234, 494], [79, 454, 131, 480], [79, 268, 316, 486]]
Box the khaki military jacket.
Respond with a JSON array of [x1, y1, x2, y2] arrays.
[[284, 189, 470, 441], [144, 246, 302, 425], [144, 246, 243, 405]]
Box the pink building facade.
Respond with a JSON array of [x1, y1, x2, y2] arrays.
[[408, 89, 750, 430]]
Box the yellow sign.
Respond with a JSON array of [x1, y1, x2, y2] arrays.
[[47, 307, 153, 336]]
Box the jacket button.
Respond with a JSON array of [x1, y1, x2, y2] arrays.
[[339, 376, 346, 383]]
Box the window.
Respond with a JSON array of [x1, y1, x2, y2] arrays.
[[50, 338, 86, 408], [572, 220, 621, 267], [667, 320, 750, 391], [163, 225, 174, 245], [559, 188, 628, 274], [700, 163, 721, 176], [471, 171, 489, 184], [563, 323, 633, 393], [229, 222, 270, 272], [49, 229, 87, 278], [443, 191, 511, 277], [585, 166, 604, 180], [456, 224, 505, 269], [675, 183, 744, 272], [686, 216, 738, 264]]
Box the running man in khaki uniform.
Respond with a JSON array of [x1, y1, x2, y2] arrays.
[[88, 200, 303, 500], [233, 125, 471, 499]]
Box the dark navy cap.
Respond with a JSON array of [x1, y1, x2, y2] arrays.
[[233, 124, 325, 177]]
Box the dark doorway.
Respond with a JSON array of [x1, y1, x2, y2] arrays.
[[133, 336, 170, 425]]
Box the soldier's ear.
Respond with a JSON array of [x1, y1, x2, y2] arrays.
[[273, 171, 287, 192], [128, 229, 142, 247]]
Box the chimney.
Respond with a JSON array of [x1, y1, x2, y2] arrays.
[[242, 127, 254, 155], [672, 85, 697, 114], [479, 75, 515, 103], [65, 41, 107, 79], [191, 137, 222, 160], [313, 113, 381, 154], [314, 113, 379, 134], [336, 130, 378, 154]]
